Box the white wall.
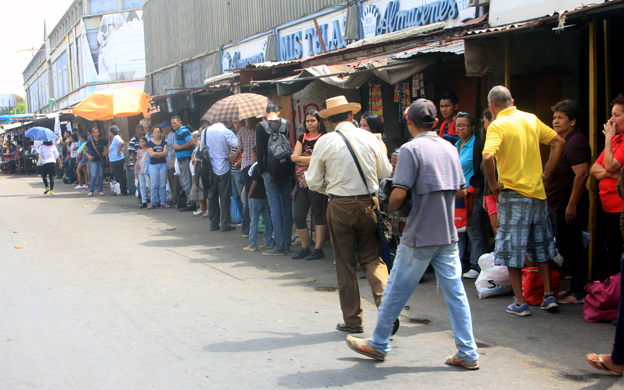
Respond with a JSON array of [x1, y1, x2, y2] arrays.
[[489, 0, 603, 26]]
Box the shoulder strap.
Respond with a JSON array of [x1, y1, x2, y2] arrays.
[[336, 130, 374, 202], [260, 121, 270, 134], [278, 119, 287, 134], [91, 139, 102, 158]]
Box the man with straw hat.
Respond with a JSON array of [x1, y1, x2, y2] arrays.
[[307, 96, 393, 333]]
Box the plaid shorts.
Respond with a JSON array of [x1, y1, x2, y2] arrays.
[[494, 190, 556, 268]]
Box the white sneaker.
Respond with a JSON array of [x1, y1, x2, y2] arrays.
[[193, 209, 204, 216], [74, 185, 82, 189], [463, 269, 480, 279]]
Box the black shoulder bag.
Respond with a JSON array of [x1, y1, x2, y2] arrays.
[[336, 130, 392, 244]]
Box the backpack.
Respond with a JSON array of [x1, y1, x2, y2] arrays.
[[195, 128, 214, 190], [261, 119, 295, 180]]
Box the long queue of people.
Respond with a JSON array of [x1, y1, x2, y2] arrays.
[[26, 86, 624, 375]]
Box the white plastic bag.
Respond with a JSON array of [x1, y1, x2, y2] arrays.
[[110, 181, 121, 195], [475, 253, 513, 299]]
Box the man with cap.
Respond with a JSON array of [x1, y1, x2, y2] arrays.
[[307, 96, 393, 334], [345, 99, 480, 370]]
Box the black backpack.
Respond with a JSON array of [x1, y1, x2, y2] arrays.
[[261, 119, 295, 180], [195, 129, 214, 190]]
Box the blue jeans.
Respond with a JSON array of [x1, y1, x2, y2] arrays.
[[263, 171, 293, 251], [249, 197, 275, 248], [138, 173, 149, 204], [149, 163, 168, 204], [369, 243, 479, 362], [458, 196, 485, 272], [89, 161, 103, 193]]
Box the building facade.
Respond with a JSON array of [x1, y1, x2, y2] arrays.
[[23, 0, 146, 114]]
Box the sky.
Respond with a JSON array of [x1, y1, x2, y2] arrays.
[[0, 0, 76, 99]]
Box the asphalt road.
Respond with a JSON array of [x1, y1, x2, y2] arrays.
[[0, 175, 622, 389]]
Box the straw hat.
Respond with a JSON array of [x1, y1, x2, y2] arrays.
[[319, 96, 361, 119]]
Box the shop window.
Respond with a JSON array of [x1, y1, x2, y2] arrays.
[[89, 0, 118, 14], [123, 0, 142, 10]]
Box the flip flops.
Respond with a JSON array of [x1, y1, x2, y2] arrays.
[[587, 354, 623, 376]]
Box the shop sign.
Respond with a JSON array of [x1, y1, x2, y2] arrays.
[[221, 34, 269, 74], [277, 8, 348, 62], [361, 0, 474, 38]]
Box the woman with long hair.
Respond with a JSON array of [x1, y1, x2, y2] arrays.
[[37, 140, 62, 195], [147, 126, 170, 209], [360, 112, 387, 154], [290, 110, 328, 260]]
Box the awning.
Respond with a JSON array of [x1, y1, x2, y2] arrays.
[[0, 114, 36, 124]]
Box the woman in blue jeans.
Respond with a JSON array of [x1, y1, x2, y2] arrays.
[[84, 127, 108, 196], [147, 127, 169, 209]]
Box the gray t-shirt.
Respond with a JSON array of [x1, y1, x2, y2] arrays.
[[393, 131, 466, 248]]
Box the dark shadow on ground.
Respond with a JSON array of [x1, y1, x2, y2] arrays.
[[203, 331, 341, 353]]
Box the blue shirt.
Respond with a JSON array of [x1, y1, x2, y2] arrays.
[[175, 126, 193, 160], [201, 123, 239, 176], [455, 134, 476, 185], [109, 135, 124, 162]]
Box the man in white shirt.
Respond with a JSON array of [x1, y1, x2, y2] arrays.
[[307, 96, 393, 334], [203, 122, 241, 232]]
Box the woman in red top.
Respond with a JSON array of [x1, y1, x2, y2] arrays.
[[591, 94, 624, 274]]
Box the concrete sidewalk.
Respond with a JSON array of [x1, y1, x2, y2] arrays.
[[0, 175, 621, 389]]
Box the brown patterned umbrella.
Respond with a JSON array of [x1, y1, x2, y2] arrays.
[[201, 93, 274, 123]]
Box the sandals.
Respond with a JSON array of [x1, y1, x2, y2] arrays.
[[587, 354, 624, 376]]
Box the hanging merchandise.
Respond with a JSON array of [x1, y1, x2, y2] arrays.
[[369, 82, 384, 121], [403, 82, 411, 106], [393, 83, 400, 103], [419, 73, 425, 98], [396, 82, 411, 123], [412, 75, 420, 97]]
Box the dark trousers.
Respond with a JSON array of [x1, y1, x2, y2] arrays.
[[553, 206, 588, 296], [326, 196, 389, 328], [168, 168, 181, 204], [605, 212, 624, 274], [41, 162, 55, 190], [111, 159, 127, 195], [208, 172, 232, 231], [242, 166, 252, 235]]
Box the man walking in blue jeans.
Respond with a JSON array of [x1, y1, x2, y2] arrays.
[[345, 99, 480, 370], [256, 103, 294, 255]]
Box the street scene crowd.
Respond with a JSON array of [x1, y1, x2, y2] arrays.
[[3, 84, 623, 376]]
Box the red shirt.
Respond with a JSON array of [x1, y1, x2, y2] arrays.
[[439, 119, 457, 137], [595, 133, 624, 213]]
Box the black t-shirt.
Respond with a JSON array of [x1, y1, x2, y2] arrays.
[[87, 138, 107, 162], [147, 140, 167, 165], [250, 166, 267, 199], [297, 132, 323, 155]]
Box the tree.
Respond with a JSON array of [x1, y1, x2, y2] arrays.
[[9, 103, 26, 115]]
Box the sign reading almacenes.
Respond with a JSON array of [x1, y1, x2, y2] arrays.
[[365, 0, 459, 37]]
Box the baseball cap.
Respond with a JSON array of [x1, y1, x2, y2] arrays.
[[406, 99, 437, 125], [160, 120, 172, 128]]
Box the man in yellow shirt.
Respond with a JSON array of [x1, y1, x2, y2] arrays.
[[483, 86, 566, 316]]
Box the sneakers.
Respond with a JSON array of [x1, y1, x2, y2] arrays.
[[74, 185, 84, 189], [160, 202, 171, 209], [463, 269, 480, 279], [506, 299, 531, 316], [98, 191, 105, 196], [140, 203, 147, 208], [263, 248, 286, 256], [221, 226, 236, 232], [193, 209, 204, 216], [242, 234, 249, 238], [87, 192, 94, 196], [291, 248, 312, 259], [445, 353, 480, 370], [50, 190, 54, 195], [305, 249, 325, 261], [44, 187, 50, 194], [345, 335, 385, 361], [541, 295, 559, 311], [243, 246, 257, 252], [259, 242, 274, 249], [147, 203, 157, 209]]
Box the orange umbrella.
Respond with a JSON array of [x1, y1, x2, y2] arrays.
[[72, 86, 151, 121]]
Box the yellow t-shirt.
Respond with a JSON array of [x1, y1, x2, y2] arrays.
[[482, 107, 557, 199]]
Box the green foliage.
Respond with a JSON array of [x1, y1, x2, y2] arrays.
[[9, 103, 26, 115]]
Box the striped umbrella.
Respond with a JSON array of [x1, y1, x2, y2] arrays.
[[202, 93, 274, 123]]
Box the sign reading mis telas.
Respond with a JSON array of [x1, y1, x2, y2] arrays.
[[278, 0, 461, 61]]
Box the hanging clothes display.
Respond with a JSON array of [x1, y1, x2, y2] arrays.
[[369, 82, 383, 121]]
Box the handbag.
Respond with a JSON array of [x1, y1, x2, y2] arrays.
[[36, 147, 43, 166], [295, 150, 313, 189], [583, 273, 621, 322], [336, 130, 392, 244]]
